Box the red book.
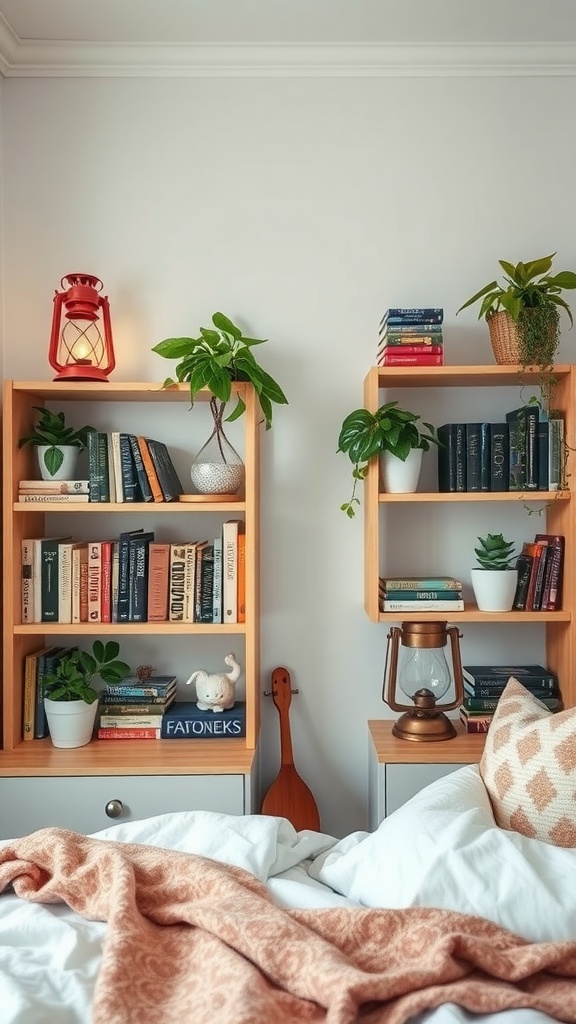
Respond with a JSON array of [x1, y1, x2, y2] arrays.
[[378, 343, 443, 356], [98, 727, 161, 739], [522, 541, 545, 611], [379, 352, 444, 366], [100, 540, 114, 623], [535, 533, 565, 610]]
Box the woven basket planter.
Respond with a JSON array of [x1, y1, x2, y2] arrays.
[[487, 309, 558, 366]]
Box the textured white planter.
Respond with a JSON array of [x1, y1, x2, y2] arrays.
[[44, 698, 98, 748], [37, 445, 79, 481], [381, 448, 423, 493], [470, 568, 519, 612]]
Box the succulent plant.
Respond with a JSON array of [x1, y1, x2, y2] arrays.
[[474, 533, 517, 571]]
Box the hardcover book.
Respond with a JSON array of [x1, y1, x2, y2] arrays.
[[18, 479, 90, 493], [161, 701, 246, 739], [379, 576, 463, 591], [103, 674, 177, 698], [86, 430, 110, 502], [382, 589, 463, 601], [380, 308, 444, 326], [512, 552, 533, 611], [534, 533, 565, 611], [222, 519, 243, 624], [169, 543, 187, 622], [505, 406, 527, 491], [97, 727, 161, 739], [135, 436, 164, 502], [128, 434, 154, 502], [40, 536, 71, 622], [145, 438, 184, 502], [117, 528, 146, 622], [87, 541, 103, 622], [35, 645, 70, 739], [119, 432, 141, 502], [128, 530, 155, 622], [489, 423, 509, 492], [212, 535, 223, 624], [548, 415, 564, 491], [381, 598, 465, 612], [537, 411, 549, 490], [379, 351, 443, 366], [462, 665, 558, 689], [437, 423, 466, 492], [147, 542, 170, 622], [21, 539, 34, 624]]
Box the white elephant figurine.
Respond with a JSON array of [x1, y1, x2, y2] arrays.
[[186, 653, 241, 712]]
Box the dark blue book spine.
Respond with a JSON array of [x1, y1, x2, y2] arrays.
[[437, 423, 466, 492], [466, 423, 482, 492], [128, 532, 154, 621], [128, 434, 154, 502], [506, 408, 526, 491], [161, 702, 246, 739], [380, 308, 444, 325], [524, 406, 539, 490], [119, 433, 141, 502]]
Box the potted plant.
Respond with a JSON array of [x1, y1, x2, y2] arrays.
[[152, 311, 288, 495], [43, 640, 131, 748], [18, 406, 95, 480], [456, 253, 576, 370], [471, 532, 518, 612], [337, 401, 440, 516]]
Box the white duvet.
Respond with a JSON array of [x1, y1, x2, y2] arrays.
[[1, 765, 571, 1024]]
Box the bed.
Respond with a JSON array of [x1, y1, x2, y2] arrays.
[[1, 762, 575, 1024]]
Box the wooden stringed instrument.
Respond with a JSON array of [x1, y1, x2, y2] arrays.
[[261, 667, 320, 832]]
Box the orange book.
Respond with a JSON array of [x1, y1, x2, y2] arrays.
[[522, 541, 545, 612], [100, 540, 114, 623], [237, 531, 246, 623], [136, 436, 164, 503], [147, 542, 170, 622]]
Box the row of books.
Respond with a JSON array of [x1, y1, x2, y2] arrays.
[[437, 408, 564, 493], [21, 519, 245, 625], [513, 532, 564, 612], [459, 663, 561, 733], [378, 576, 464, 613], [87, 430, 185, 503], [378, 307, 444, 367]]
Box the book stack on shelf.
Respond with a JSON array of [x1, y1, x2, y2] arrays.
[[512, 532, 565, 612], [377, 308, 444, 367], [378, 576, 464, 613], [86, 431, 184, 503], [18, 479, 90, 503], [437, 408, 564, 493], [20, 519, 244, 627], [98, 675, 177, 739], [460, 664, 562, 733]]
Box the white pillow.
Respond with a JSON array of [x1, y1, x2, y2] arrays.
[[309, 765, 576, 943]]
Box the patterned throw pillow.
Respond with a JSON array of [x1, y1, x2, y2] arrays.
[[479, 677, 576, 847]]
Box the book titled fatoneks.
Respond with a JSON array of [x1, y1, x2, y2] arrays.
[[161, 701, 246, 739]]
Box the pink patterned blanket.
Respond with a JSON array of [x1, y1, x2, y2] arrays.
[[1, 828, 575, 1024]]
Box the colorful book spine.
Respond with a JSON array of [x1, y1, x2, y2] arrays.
[[145, 438, 184, 502], [128, 434, 154, 502], [18, 493, 90, 503], [382, 589, 463, 601], [535, 533, 565, 611], [136, 436, 164, 502], [161, 702, 246, 739], [506, 407, 527, 491], [100, 540, 114, 623], [21, 539, 34, 624], [463, 666, 557, 688], [212, 535, 223, 624], [537, 412, 549, 490], [87, 541, 102, 622], [18, 479, 90, 493], [379, 577, 463, 591], [381, 599, 465, 612], [168, 543, 187, 622], [128, 532, 154, 622], [57, 541, 74, 624], [222, 520, 241, 623], [380, 308, 444, 325], [104, 676, 176, 697], [147, 542, 170, 622], [97, 727, 161, 739], [116, 529, 144, 622], [524, 405, 539, 491], [379, 351, 443, 366], [119, 432, 140, 502], [548, 415, 564, 491], [183, 542, 198, 623]]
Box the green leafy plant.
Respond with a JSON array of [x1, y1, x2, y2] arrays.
[[456, 253, 576, 369], [42, 641, 131, 705], [18, 407, 95, 476], [152, 311, 288, 430], [474, 533, 517, 571], [337, 401, 440, 517]]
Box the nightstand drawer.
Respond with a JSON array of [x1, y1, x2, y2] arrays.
[[0, 774, 246, 838]]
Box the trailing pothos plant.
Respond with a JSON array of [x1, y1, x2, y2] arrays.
[[42, 641, 131, 705], [337, 401, 440, 517], [152, 311, 288, 429]]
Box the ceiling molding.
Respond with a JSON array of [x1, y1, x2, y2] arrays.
[[0, 37, 576, 77]]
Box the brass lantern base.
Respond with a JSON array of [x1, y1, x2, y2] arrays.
[[392, 710, 457, 742]]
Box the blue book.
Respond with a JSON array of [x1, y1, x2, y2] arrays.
[[104, 674, 177, 697], [161, 701, 246, 739], [380, 308, 444, 326]]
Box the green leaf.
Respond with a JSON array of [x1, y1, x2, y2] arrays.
[[456, 281, 498, 315], [224, 396, 246, 422], [152, 337, 197, 358], [43, 446, 64, 476], [212, 312, 242, 340]]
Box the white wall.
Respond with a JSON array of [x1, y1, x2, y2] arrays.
[[3, 68, 576, 836]]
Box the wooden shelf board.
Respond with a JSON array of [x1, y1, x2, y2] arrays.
[[15, 622, 247, 635], [371, 364, 572, 388], [14, 501, 246, 513], [10, 382, 248, 402], [0, 739, 257, 777], [368, 719, 486, 764], [377, 606, 571, 623], [379, 491, 569, 503]]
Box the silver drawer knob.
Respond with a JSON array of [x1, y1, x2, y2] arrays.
[[105, 799, 124, 819]]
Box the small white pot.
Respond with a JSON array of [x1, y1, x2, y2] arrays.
[[470, 568, 519, 612], [37, 445, 79, 481], [44, 698, 98, 748], [381, 448, 423, 493]]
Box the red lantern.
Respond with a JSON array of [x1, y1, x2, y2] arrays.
[[48, 273, 115, 382]]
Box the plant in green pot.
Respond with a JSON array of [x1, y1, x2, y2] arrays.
[[43, 641, 131, 749], [456, 253, 576, 373], [18, 407, 95, 481], [152, 312, 288, 496], [337, 401, 440, 517], [470, 532, 518, 613]]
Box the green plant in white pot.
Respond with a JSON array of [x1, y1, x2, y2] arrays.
[[18, 407, 95, 480], [337, 401, 440, 516], [43, 641, 131, 749], [471, 533, 518, 613]]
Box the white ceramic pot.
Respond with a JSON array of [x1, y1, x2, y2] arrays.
[[44, 698, 98, 748], [381, 447, 423, 494], [470, 568, 519, 612], [37, 444, 79, 481]]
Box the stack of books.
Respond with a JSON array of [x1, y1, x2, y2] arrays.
[[18, 479, 90, 503], [98, 675, 177, 739], [460, 664, 561, 733], [377, 308, 444, 367], [378, 576, 464, 613], [86, 431, 184, 503], [513, 532, 565, 612]]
